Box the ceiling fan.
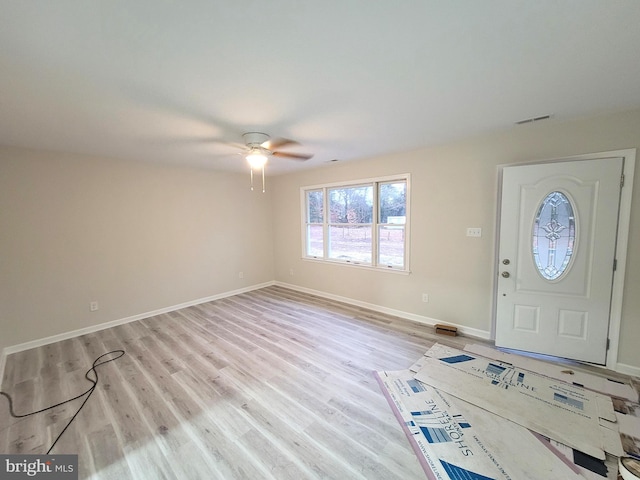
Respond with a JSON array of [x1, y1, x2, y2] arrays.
[[241, 132, 313, 192]]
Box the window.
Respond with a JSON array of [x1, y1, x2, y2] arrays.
[[532, 191, 576, 280], [302, 175, 409, 271]]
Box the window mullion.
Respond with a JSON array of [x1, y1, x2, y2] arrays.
[[323, 187, 329, 260], [372, 181, 379, 267]]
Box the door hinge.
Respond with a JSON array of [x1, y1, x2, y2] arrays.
[[621, 174, 625, 187], [613, 259, 617, 271], [606, 338, 610, 351]]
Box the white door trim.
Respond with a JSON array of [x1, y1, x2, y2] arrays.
[[493, 149, 636, 372]]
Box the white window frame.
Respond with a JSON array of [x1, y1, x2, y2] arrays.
[[300, 174, 411, 273]]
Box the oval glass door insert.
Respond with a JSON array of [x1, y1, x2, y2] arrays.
[[532, 191, 576, 280]]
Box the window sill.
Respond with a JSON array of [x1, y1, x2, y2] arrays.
[[302, 257, 411, 275]]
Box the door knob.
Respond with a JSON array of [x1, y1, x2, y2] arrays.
[[501, 271, 510, 278]]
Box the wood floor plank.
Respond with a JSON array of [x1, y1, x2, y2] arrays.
[[6, 285, 627, 479], [121, 439, 179, 480], [236, 427, 313, 480], [302, 419, 404, 480], [86, 424, 133, 479], [237, 397, 366, 479]]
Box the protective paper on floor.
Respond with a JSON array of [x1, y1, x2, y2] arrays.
[[412, 344, 623, 460], [613, 398, 640, 459], [375, 370, 584, 480], [463, 343, 639, 403], [546, 439, 619, 480]]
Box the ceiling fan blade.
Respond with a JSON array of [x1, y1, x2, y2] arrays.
[[158, 136, 245, 149], [263, 137, 299, 150], [272, 151, 314, 160]]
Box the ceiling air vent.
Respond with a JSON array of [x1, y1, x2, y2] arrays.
[[515, 114, 553, 125]]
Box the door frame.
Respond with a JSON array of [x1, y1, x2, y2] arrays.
[[492, 149, 636, 372]]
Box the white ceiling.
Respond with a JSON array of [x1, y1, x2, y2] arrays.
[[2, 1, 640, 175]]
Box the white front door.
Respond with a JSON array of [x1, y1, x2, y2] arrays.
[[495, 157, 624, 364]]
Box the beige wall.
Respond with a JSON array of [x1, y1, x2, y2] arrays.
[[1, 108, 639, 372], [271, 108, 640, 371], [0, 147, 274, 352]]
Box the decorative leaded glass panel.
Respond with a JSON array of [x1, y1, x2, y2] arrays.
[[532, 191, 576, 280]]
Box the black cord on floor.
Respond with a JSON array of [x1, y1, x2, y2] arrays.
[[0, 349, 125, 454]]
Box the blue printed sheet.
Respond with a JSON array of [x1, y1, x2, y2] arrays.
[[410, 344, 623, 460], [375, 369, 584, 480]]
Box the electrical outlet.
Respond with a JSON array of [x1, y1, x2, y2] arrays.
[[289, 268, 294, 276], [466, 227, 482, 237], [239, 271, 244, 279], [422, 293, 429, 303], [90, 301, 99, 312]]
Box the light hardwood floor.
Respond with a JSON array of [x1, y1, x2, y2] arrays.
[[4, 286, 632, 479], [2, 285, 482, 479]]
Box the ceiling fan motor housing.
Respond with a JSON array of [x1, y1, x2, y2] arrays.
[[243, 132, 270, 148]]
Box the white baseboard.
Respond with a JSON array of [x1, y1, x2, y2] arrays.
[[615, 362, 640, 379], [0, 280, 486, 385], [274, 281, 492, 340], [0, 281, 490, 385], [5, 281, 635, 381], [1, 282, 275, 361], [0, 351, 6, 388]]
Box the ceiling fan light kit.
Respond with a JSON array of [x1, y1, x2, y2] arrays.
[[241, 132, 313, 193], [246, 148, 269, 168]]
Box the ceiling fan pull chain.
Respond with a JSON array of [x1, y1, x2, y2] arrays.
[[250, 168, 254, 191], [262, 166, 265, 193]]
